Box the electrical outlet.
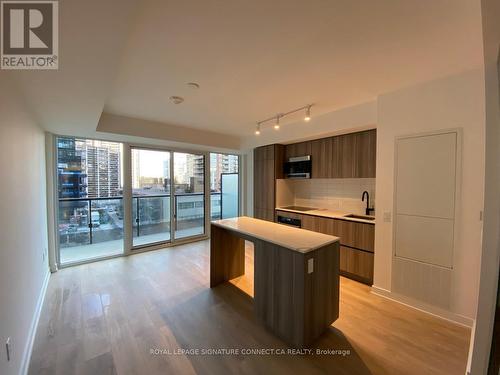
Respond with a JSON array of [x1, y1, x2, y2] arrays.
[[383, 211, 392, 223], [307, 258, 314, 274], [6, 337, 11, 362]]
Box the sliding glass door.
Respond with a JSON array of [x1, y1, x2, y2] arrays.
[[131, 148, 171, 247], [130, 148, 206, 247], [173, 152, 205, 239]]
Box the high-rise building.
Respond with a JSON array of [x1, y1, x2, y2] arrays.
[[210, 153, 239, 192], [57, 137, 88, 198], [132, 149, 141, 189], [57, 137, 122, 199], [77, 140, 122, 198], [185, 154, 204, 192]]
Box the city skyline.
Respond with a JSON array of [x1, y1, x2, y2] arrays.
[[58, 137, 239, 198]]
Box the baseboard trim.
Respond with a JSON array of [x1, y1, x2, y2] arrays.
[[371, 285, 474, 328], [20, 268, 51, 375]]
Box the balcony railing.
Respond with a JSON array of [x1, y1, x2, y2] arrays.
[[58, 193, 223, 248]]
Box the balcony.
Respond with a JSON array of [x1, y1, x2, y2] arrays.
[[58, 193, 223, 265]]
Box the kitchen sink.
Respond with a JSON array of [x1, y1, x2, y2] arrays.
[[344, 214, 375, 221]]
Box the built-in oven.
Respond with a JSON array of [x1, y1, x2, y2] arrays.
[[284, 155, 311, 179], [277, 215, 302, 228]]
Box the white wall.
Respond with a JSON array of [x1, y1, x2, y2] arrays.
[[468, 0, 500, 372], [374, 69, 486, 320], [0, 79, 50, 375]]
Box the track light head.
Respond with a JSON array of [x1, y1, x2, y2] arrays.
[[255, 123, 261, 135], [274, 115, 280, 130], [304, 106, 311, 122]]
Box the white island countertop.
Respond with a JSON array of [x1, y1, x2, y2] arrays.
[[211, 216, 339, 253]]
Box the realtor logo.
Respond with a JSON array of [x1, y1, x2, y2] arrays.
[[1, 0, 58, 69]]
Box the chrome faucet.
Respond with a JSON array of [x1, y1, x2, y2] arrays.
[[362, 191, 374, 216]]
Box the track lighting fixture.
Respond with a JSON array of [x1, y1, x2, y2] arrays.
[[254, 104, 313, 135]]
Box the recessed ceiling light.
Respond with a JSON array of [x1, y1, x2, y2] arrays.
[[187, 82, 200, 89], [169, 96, 184, 104]]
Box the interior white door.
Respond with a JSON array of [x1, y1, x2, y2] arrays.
[[394, 131, 458, 268]]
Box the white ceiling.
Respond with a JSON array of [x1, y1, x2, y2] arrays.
[[4, 0, 484, 150]]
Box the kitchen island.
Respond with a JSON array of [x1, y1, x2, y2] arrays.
[[210, 216, 340, 347]]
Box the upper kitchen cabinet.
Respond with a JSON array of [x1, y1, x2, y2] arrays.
[[254, 144, 285, 221], [311, 137, 340, 178], [285, 141, 312, 159], [354, 130, 377, 178], [290, 129, 376, 179], [338, 132, 357, 178], [337, 129, 377, 178]]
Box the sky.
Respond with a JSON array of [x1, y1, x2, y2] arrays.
[[135, 149, 172, 177]]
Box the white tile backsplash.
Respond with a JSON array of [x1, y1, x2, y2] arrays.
[[278, 178, 376, 215]]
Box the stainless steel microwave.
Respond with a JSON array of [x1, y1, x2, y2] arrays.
[[284, 155, 311, 179]]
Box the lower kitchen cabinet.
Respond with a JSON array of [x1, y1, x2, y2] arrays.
[[337, 219, 375, 252], [275, 210, 375, 285], [339, 246, 374, 285]]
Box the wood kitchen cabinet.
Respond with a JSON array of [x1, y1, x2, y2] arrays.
[[311, 137, 341, 179], [340, 246, 374, 284], [285, 129, 376, 178], [336, 219, 375, 252], [339, 129, 376, 178], [254, 144, 284, 222], [275, 210, 375, 284], [337, 133, 357, 178], [354, 130, 377, 178], [285, 141, 312, 159]]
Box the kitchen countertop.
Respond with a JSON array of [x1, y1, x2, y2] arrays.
[[275, 207, 376, 224], [211, 216, 339, 253]]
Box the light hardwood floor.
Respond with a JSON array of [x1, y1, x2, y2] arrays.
[[29, 240, 470, 375]]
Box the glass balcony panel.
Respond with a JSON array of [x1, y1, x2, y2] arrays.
[[174, 194, 204, 238], [59, 198, 123, 264], [133, 196, 171, 247], [58, 200, 90, 250], [210, 193, 221, 220]]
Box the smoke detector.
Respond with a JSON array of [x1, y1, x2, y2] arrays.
[[169, 96, 184, 104]]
